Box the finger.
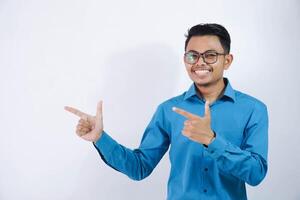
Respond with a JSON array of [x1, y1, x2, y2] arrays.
[[64, 106, 88, 119], [79, 119, 90, 125], [78, 123, 90, 129], [76, 130, 88, 137], [172, 107, 199, 119], [76, 129, 85, 136], [76, 124, 89, 128], [183, 126, 192, 132], [77, 123, 90, 130], [76, 125, 83, 131], [79, 127, 90, 132], [184, 120, 191, 126], [182, 129, 191, 137], [185, 119, 201, 126], [81, 115, 88, 121], [204, 100, 211, 118], [96, 100, 103, 123], [77, 123, 90, 129], [76, 127, 91, 136], [192, 119, 204, 125]]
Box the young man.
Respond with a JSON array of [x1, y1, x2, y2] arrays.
[[65, 23, 268, 200]]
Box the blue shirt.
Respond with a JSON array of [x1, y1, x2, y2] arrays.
[[94, 78, 268, 200]]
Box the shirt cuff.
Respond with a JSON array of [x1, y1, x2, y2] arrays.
[[204, 133, 228, 159], [93, 131, 118, 160]]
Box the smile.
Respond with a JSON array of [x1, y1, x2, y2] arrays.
[[192, 68, 213, 77], [192, 67, 213, 73]]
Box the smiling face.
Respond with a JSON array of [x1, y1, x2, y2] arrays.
[[184, 35, 233, 87]]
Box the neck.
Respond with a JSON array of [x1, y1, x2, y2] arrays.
[[195, 78, 226, 103]]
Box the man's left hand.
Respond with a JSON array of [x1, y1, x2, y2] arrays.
[[172, 101, 215, 146]]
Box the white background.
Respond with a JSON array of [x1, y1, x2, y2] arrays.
[[0, 0, 299, 199]]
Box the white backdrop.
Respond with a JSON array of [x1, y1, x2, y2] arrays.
[[1, 0, 300, 199]]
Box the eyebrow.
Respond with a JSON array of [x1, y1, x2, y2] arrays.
[[186, 49, 218, 53]]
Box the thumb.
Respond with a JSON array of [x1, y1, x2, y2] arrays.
[[96, 100, 103, 124], [204, 100, 211, 118]]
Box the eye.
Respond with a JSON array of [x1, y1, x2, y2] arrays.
[[185, 52, 198, 63], [204, 52, 217, 59]]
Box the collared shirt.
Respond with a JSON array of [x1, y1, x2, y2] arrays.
[[94, 78, 268, 200]]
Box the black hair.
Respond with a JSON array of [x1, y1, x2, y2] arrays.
[[184, 23, 231, 54]]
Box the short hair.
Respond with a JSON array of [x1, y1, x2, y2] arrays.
[[184, 23, 231, 54]]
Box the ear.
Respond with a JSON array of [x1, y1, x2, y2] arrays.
[[224, 54, 233, 70]]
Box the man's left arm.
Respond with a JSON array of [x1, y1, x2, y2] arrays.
[[205, 102, 268, 186]]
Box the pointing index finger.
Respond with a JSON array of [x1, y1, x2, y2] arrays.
[[64, 106, 87, 119], [172, 107, 199, 119]]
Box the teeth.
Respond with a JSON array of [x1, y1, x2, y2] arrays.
[[194, 69, 210, 72], [195, 70, 210, 73], [195, 70, 210, 76]]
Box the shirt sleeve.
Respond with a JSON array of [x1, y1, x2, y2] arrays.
[[204, 101, 269, 186], [93, 104, 170, 181]]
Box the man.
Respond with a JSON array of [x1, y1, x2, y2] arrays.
[[65, 23, 268, 200]]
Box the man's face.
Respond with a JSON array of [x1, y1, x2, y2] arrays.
[[184, 35, 233, 87]]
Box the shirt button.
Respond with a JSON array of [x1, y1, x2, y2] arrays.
[[204, 189, 207, 193], [204, 168, 208, 172]]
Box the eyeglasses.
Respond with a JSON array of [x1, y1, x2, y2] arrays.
[[184, 50, 227, 65]]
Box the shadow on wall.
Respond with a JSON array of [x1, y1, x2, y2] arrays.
[[99, 42, 182, 144], [70, 43, 181, 200], [102, 42, 180, 108]]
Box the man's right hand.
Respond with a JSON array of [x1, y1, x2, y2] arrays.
[[64, 100, 104, 142]]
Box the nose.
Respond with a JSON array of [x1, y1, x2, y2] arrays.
[[195, 55, 206, 66]]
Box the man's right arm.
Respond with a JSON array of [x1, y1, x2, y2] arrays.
[[93, 105, 170, 181]]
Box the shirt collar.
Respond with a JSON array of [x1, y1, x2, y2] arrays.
[[183, 78, 236, 102]]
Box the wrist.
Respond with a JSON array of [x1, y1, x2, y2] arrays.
[[204, 130, 216, 147], [209, 133, 216, 144], [93, 130, 104, 143]]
